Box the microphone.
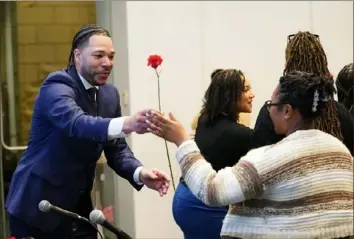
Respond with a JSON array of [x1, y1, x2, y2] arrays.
[[89, 209, 132, 239], [39, 200, 104, 239], [39, 200, 87, 221]]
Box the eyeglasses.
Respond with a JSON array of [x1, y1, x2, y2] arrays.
[[265, 100, 282, 112], [287, 33, 320, 43]]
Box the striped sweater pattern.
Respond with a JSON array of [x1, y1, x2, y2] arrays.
[[176, 129, 353, 239]]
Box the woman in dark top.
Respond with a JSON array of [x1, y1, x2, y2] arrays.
[[253, 31, 353, 155], [172, 69, 254, 239]]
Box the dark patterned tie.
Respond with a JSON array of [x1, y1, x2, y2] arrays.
[[87, 88, 98, 116]]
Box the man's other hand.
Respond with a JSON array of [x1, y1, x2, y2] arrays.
[[139, 168, 170, 196]]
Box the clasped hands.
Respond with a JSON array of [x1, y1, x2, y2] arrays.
[[123, 109, 190, 146], [122, 109, 190, 196]]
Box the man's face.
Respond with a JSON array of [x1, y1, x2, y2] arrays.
[[75, 35, 115, 86]]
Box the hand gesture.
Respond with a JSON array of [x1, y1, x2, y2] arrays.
[[123, 109, 154, 134], [140, 168, 170, 196], [146, 111, 190, 146]]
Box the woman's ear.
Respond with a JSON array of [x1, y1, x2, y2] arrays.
[[284, 104, 293, 119]]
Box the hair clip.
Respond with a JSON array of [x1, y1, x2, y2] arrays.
[[312, 89, 319, 112]]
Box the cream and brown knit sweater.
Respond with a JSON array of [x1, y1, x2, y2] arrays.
[[176, 129, 353, 239]]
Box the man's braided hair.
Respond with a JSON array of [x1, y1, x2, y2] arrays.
[[68, 24, 110, 68], [284, 31, 342, 140]]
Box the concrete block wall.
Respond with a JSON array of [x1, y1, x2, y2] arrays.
[[16, 1, 96, 144]]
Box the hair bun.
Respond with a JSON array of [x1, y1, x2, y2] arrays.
[[211, 69, 223, 79]]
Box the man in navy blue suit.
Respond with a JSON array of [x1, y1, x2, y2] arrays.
[[5, 24, 170, 239]]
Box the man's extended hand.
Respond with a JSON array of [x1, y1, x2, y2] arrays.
[[139, 168, 170, 196], [123, 109, 154, 134]]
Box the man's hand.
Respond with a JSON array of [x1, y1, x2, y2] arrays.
[[139, 168, 170, 196], [122, 109, 154, 134]]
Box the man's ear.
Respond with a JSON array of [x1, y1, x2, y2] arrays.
[[284, 104, 293, 119], [74, 49, 81, 65]]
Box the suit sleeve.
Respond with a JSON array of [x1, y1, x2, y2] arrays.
[[40, 77, 112, 143], [252, 105, 284, 148], [104, 88, 143, 191]]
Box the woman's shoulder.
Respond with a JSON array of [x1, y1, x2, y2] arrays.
[[198, 116, 253, 136], [216, 121, 254, 150], [268, 129, 351, 154], [225, 122, 254, 139], [195, 116, 254, 151]]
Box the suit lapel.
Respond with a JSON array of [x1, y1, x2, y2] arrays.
[[67, 66, 85, 90], [66, 66, 98, 116], [96, 87, 105, 117]]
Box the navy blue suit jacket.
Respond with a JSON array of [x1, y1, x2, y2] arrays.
[[5, 66, 143, 232]]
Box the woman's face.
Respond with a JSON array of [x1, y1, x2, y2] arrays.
[[237, 78, 255, 113]]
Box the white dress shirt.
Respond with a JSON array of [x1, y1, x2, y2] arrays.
[[79, 74, 143, 185]]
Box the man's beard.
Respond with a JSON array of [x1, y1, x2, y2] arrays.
[[80, 67, 97, 86]]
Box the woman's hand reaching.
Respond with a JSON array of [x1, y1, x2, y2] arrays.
[[146, 111, 190, 147]]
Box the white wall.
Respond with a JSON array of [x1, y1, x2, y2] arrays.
[[311, 1, 353, 77], [100, 1, 353, 238]]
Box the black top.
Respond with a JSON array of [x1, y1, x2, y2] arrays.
[[252, 101, 354, 155], [195, 114, 254, 171]]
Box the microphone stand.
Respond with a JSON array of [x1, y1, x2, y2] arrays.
[[39, 200, 104, 239], [81, 218, 104, 239], [89, 209, 132, 239], [103, 227, 131, 239]]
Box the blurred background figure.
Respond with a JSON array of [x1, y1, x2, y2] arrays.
[[253, 31, 353, 155], [336, 63, 354, 115]]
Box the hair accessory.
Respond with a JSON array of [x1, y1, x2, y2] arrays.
[[312, 89, 319, 112]]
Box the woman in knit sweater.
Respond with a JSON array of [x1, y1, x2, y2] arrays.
[[147, 71, 353, 239]]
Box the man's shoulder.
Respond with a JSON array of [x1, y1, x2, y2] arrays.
[[45, 68, 73, 82], [39, 68, 76, 89]]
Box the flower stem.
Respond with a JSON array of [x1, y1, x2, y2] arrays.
[[163, 139, 176, 191], [155, 70, 162, 113], [155, 69, 176, 191]]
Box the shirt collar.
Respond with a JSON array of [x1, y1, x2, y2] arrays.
[[78, 73, 99, 90]]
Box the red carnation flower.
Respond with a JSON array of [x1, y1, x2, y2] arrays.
[[147, 55, 163, 69]]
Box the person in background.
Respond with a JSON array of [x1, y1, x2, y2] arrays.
[[148, 71, 354, 239], [6, 24, 169, 239], [172, 69, 254, 239], [336, 63, 353, 115], [252, 31, 353, 155]]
